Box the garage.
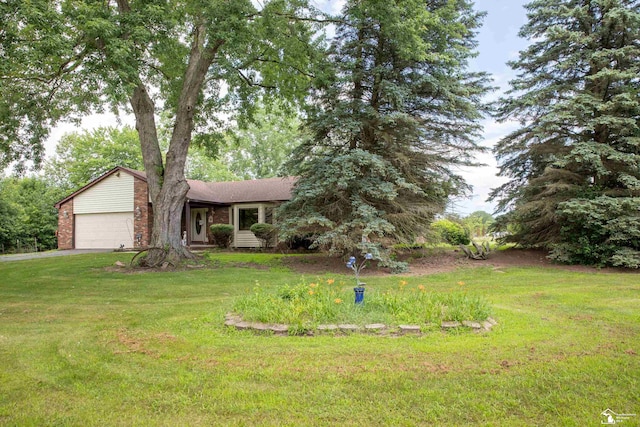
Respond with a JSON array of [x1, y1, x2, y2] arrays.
[[74, 212, 135, 249]]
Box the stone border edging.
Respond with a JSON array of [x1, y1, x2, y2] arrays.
[[224, 313, 497, 336]]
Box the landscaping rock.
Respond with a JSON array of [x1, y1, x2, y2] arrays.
[[252, 323, 270, 331], [115, 261, 126, 267], [269, 324, 289, 335], [234, 321, 252, 330], [338, 324, 361, 332], [441, 321, 461, 329], [224, 313, 242, 326], [223, 315, 494, 336], [399, 325, 421, 334], [462, 321, 482, 329]]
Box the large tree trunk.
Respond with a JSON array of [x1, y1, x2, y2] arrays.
[[129, 24, 222, 266], [150, 173, 191, 263], [130, 84, 191, 264]]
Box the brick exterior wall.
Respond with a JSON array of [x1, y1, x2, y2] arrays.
[[133, 177, 151, 248], [207, 206, 229, 242], [57, 199, 74, 250], [211, 206, 230, 224]]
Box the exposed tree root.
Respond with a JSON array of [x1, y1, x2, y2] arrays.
[[460, 241, 491, 260], [130, 246, 197, 268]]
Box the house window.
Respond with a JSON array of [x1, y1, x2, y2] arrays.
[[238, 208, 258, 230]]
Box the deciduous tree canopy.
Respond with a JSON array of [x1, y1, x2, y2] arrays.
[[1, 0, 320, 263], [222, 101, 304, 180], [44, 127, 143, 191], [462, 211, 494, 238], [0, 176, 63, 252], [44, 125, 241, 192]]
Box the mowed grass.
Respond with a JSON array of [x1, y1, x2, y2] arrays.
[[0, 252, 638, 426]]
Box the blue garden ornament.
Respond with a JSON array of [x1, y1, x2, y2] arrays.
[[354, 286, 365, 304], [347, 253, 373, 304]]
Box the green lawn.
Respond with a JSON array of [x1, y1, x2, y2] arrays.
[[0, 252, 638, 426]]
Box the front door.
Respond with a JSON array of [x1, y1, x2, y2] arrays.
[[191, 209, 208, 243]]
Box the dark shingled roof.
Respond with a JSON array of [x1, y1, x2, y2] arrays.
[[118, 167, 295, 204], [187, 176, 296, 204]]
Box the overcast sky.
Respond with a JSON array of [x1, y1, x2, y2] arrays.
[[457, 0, 531, 215], [45, 0, 533, 216]]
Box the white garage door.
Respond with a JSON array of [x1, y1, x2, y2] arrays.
[[75, 212, 134, 249]]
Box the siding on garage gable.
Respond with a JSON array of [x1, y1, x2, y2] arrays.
[[74, 172, 134, 214]]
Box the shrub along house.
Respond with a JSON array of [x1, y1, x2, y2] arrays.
[[55, 166, 295, 249]]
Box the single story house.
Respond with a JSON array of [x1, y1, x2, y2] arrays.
[[55, 166, 296, 249]]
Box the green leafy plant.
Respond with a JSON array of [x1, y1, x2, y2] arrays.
[[547, 197, 640, 268], [210, 224, 234, 248], [250, 223, 276, 249], [233, 279, 491, 334], [431, 219, 470, 245]]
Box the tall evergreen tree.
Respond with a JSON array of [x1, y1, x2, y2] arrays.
[[491, 0, 640, 267], [278, 0, 490, 268]]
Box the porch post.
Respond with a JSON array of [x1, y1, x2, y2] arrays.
[[185, 201, 191, 247], [233, 206, 238, 249]]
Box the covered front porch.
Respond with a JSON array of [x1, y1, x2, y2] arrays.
[[181, 201, 229, 247], [181, 200, 278, 248]]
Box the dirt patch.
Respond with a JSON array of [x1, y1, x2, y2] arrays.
[[154, 332, 179, 343], [114, 328, 158, 357], [283, 248, 638, 276], [281, 249, 486, 276], [112, 330, 182, 357]]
